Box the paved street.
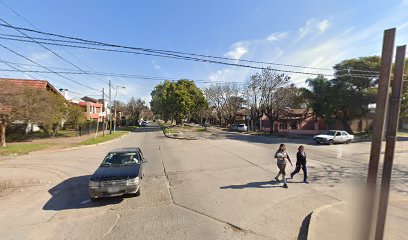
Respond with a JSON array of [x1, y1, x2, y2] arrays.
[[0, 123, 407, 240]]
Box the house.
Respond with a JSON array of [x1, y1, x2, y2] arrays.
[[0, 78, 65, 133], [260, 108, 327, 135], [77, 96, 107, 122], [0, 78, 63, 95]]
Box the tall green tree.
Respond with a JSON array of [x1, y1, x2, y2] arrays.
[[332, 56, 380, 132], [150, 79, 206, 124], [126, 98, 147, 125]]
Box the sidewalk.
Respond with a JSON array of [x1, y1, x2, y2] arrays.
[[308, 198, 408, 240], [1, 130, 112, 156]]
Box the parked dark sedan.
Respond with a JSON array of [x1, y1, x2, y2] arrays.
[[89, 148, 146, 200]]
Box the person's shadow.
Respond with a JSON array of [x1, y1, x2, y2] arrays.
[[220, 180, 282, 189]]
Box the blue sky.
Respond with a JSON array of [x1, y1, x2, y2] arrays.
[[0, 0, 407, 104]]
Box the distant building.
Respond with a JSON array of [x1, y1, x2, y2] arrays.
[[77, 96, 108, 122]]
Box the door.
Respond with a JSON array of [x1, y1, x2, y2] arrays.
[[341, 132, 348, 143], [334, 131, 343, 143]]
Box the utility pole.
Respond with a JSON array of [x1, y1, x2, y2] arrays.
[[114, 85, 126, 132], [363, 28, 395, 240], [102, 88, 105, 137], [374, 45, 406, 240], [109, 80, 112, 134]]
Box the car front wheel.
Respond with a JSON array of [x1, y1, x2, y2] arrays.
[[329, 139, 334, 145], [346, 140, 351, 144]]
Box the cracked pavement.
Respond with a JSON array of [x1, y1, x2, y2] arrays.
[[0, 123, 406, 239]]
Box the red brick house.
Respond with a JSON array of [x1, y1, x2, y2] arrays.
[[260, 108, 327, 134]]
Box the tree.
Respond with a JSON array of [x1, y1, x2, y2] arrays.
[[126, 98, 147, 125], [303, 75, 337, 126], [256, 67, 292, 133], [204, 84, 224, 126], [245, 74, 263, 130], [0, 82, 69, 145], [150, 80, 173, 122], [399, 58, 408, 126], [151, 80, 206, 125], [205, 83, 241, 127], [225, 96, 245, 124], [332, 56, 380, 132], [42, 93, 69, 136], [66, 104, 87, 134]]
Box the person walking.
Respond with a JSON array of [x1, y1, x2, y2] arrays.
[[274, 144, 292, 188], [291, 145, 309, 184]]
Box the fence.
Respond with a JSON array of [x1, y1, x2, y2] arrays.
[[77, 121, 106, 136]]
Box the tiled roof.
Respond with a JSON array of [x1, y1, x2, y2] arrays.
[[0, 78, 62, 96]]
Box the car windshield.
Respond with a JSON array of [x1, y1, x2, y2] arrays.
[[101, 152, 140, 166], [238, 124, 245, 127], [322, 130, 336, 136]]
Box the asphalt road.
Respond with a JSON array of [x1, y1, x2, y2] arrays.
[[0, 123, 406, 240]]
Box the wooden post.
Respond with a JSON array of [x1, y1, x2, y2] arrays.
[[0, 120, 6, 147], [364, 28, 395, 240], [95, 119, 99, 139], [374, 45, 406, 240]]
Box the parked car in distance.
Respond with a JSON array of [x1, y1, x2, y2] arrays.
[[230, 124, 238, 131], [237, 124, 248, 132], [203, 122, 211, 127], [314, 130, 354, 145], [89, 148, 147, 200], [141, 121, 148, 126]]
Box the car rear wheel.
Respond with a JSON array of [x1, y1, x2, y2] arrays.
[[346, 140, 351, 144], [329, 139, 334, 145]]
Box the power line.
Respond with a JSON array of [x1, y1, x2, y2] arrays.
[[0, 23, 380, 75], [0, 1, 112, 84], [0, 17, 109, 86], [0, 34, 380, 80], [0, 42, 101, 92], [0, 58, 38, 79]]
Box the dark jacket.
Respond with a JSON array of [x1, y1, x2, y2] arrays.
[[296, 151, 307, 166]]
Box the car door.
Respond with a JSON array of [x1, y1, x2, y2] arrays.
[[341, 132, 348, 143], [334, 131, 342, 143]]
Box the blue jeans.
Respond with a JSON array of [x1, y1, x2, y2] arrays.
[[291, 164, 307, 181]]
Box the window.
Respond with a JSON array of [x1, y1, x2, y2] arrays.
[[341, 132, 347, 136]]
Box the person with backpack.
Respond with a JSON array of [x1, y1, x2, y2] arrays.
[[290, 145, 309, 184], [274, 144, 293, 188]]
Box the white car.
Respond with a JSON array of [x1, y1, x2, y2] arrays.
[[237, 124, 248, 132], [314, 130, 354, 145]]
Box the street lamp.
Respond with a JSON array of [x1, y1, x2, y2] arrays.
[[114, 85, 126, 132]]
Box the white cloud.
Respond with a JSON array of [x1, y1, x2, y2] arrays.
[[266, 32, 288, 42], [298, 18, 330, 40], [224, 42, 248, 60], [318, 19, 330, 33]]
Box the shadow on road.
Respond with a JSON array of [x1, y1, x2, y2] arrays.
[[220, 180, 283, 189], [43, 175, 126, 211], [135, 126, 162, 133], [297, 213, 312, 240], [217, 132, 324, 147]]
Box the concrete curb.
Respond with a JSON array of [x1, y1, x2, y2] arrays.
[[26, 131, 131, 155], [307, 201, 344, 240]]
